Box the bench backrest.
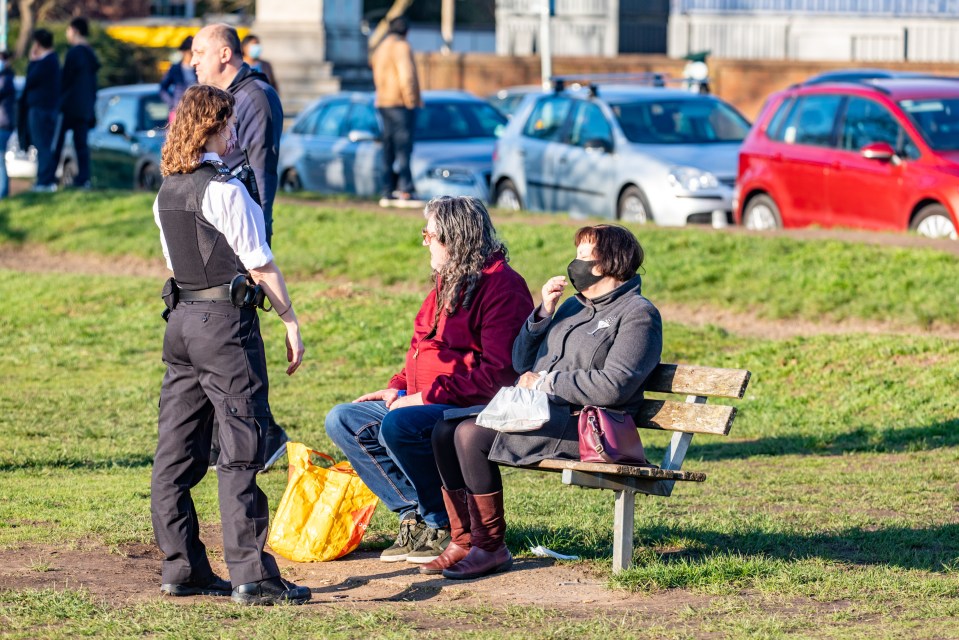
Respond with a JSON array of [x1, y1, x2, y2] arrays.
[[638, 363, 751, 491]]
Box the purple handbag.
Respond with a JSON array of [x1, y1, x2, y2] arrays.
[[578, 406, 649, 465]]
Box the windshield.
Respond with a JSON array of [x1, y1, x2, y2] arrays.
[[898, 98, 959, 151], [611, 99, 750, 145], [415, 102, 507, 141]]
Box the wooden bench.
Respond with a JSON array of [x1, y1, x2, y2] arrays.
[[520, 363, 751, 573]]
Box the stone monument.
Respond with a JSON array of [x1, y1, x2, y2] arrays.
[[253, 0, 371, 115]]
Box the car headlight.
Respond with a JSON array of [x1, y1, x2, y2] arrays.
[[427, 167, 476, 185], [667, 166, 719, 192]]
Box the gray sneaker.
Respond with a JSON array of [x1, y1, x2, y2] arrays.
[[406, 526, 451, 564], [380, 518, 425, 562]]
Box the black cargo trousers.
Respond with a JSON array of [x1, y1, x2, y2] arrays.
[[150, 299, 280, 587]]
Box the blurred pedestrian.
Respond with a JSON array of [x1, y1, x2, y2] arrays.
[[241, 34, 279, 95], [0, 51, 15, 199], [159, 36, 197, 121], [22, 28, 60, 192], [371, 15, 422, 204], [57, 17, 100, 189], [191, 23, 288, 470]]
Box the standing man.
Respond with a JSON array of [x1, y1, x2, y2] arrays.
[[191, 23, 289, 470], [241, 35, 279, 94], [22, 29, 60, 192], [57, 17, 100, 189], [159, 36, 197, 120], [371, 15, 422, 204], [0, 51, 15, 199]]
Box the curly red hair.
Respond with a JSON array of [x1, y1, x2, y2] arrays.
[[160, 85, 235, 176]]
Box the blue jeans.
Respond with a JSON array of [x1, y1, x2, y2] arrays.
[[0, 128, 11, 198], [325, 401, 454, 529]]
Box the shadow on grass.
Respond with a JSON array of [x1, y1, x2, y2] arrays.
[[0, 453, 155, 472], [514, 520, 959, 574], [663, 418, 959, 462], [0, 204, 26, 242], [646, 522, 959, 573]]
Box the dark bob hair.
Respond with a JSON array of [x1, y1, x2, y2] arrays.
[[573, 224, 644, 281]]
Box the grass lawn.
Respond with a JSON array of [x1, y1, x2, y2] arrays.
[[1, 192, 958, 638]]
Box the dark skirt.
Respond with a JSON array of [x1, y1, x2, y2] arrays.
[[487, 402, 579, 467]]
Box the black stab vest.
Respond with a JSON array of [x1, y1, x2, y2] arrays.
[[156, 163, 247, 291]]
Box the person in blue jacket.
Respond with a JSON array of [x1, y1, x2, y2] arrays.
[[21, 28, 60, 192], [159, 36, 197, 121]]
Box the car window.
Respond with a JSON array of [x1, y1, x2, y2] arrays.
[[414, 102, 506, 141], [611, 98, 750, 145], [100, 95, 138, 133], [292, 105, 323, 135], [346, 103, 379, 135], [840, 97, 913, 154], [313, 101, 351, 137], [139, 95, 170, 131], [899, 97, 959, 151], [568, 100, 613, 147], [780, 95, 842, 147], [522, 96, 573, 142], [765, 97, 794, 141]]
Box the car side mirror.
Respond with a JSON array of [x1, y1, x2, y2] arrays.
[[584, 138, 613, 153], [109, 122, 127, 137], [861, 141, 899, 164], [347, 129, 379, 143]]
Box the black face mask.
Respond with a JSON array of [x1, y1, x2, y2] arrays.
[[567, 259, 604, 292]]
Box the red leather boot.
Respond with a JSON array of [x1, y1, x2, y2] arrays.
[[442, 491, 512, 580], [419, 487, 471, 575]]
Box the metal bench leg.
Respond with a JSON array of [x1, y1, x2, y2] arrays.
[[612, 489, 635, 573]]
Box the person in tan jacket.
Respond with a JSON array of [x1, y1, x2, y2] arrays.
[[371, 16, 422, 202]]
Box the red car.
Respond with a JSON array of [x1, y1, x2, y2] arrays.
[[735, 78, 959, 239]]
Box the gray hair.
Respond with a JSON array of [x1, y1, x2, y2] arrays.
[[424, 196, 507, 318]]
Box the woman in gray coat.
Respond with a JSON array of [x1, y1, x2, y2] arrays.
[[427, 224, 663, 580]]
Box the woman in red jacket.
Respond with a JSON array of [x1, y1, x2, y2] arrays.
[[325, 196, 533, 565]]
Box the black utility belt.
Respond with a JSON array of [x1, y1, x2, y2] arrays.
[[178, 284, 232, 302], [162, 275, 268, 321]]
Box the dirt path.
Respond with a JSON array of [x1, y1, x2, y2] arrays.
[[0, 537, 712, 618]]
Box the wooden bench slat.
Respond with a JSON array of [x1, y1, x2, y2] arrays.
[[527, 459, 707, 482], [644, 364, 751, 399], [637, 400, 736, 436]]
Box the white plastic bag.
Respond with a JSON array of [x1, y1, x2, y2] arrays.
[[476, 386, 550, 432]]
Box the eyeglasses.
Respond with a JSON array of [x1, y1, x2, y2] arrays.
[[421, 228, 438, 245]]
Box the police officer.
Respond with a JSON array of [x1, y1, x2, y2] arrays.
[[150, 84, 309, 605]]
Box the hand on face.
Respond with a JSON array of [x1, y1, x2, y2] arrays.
[[539, 276, 567, 318]]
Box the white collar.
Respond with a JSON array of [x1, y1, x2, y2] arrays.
[[201, 152, 222, 162]]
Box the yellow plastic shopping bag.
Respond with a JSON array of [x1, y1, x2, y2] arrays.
[[268, 442, 379, 562]]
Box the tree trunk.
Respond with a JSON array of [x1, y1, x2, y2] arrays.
[[15, 0, 39, 60], [368, 0, 415, 55]]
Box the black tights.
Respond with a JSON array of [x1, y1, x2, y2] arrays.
[[431, 418, 502, 495]]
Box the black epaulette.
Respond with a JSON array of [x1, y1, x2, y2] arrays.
[[201, 159, 234, 182]]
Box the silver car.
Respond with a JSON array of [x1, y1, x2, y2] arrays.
[[278, 91, 507, 201], [491, 85, 750, 225]]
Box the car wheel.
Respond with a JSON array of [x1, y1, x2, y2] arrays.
[[617, 185, 652, 224], [911, 203, 957, 240], [494, 179, 522, 210], [59, 159, 77, 188], [742, 193, 782, 230], [281, 169, 302, 193], [139, 163, 162, 191]]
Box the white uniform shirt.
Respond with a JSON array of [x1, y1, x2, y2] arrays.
[[154, 152, 274, 272]]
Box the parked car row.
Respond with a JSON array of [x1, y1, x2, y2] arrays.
[[14, 69, 959, 240]]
